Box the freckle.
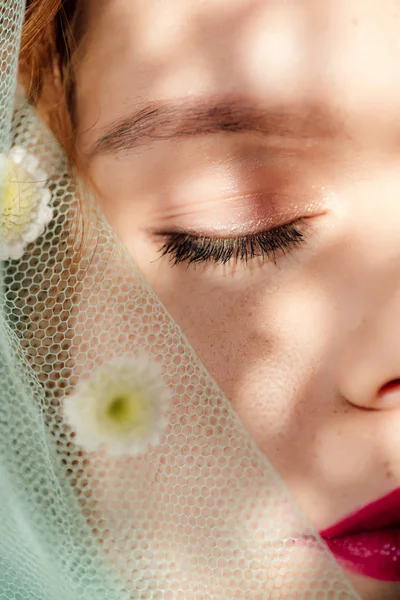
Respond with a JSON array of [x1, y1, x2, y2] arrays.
[[384, 460, 394, 480], [351, 17, 358, 26]]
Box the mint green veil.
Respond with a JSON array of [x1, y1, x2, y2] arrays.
[[0, 2, 360, 598]]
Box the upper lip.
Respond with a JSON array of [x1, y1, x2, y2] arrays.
[[319, 487, 400, 539]]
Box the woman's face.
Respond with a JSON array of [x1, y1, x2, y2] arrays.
[[76, 0, 400, 597]]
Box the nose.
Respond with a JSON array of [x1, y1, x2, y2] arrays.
[[337, 284, 400, 410]]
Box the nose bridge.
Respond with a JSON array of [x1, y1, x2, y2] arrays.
[[333, 163, 400, 409], [350, 275, 400, 361], [335, 161, 400, 283], [336, 248, 400, 409]]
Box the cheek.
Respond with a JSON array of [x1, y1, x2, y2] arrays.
[[137, 255, 346, 517], [131, 236, 338, 432]]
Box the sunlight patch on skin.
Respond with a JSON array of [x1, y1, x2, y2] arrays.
[[238, 3, 308, 100], [153, 60, 216, 98]]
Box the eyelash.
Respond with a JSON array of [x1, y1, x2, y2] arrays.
[[157, 220, 306, 266]]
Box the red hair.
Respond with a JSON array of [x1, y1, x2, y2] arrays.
[[21, 0, 81, 160]]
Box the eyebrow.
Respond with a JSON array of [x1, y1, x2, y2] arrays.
[[88, 98, 350, 157]]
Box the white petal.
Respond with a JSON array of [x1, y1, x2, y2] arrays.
[[6, 242, 25, 261], [8, 146, 26, 165], [23, 223, 42, 244], [40, 188, 52, 205], [36, 204, 53, 225], [22, 154, 39, 173], [31, 167, 48, 185]]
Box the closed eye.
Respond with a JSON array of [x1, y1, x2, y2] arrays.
[[155, 219, 307, 267]]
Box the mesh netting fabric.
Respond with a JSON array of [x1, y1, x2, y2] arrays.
[[0, 2, 361, 599]]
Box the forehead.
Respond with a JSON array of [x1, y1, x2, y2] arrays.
[[76, 0, 400, 149]]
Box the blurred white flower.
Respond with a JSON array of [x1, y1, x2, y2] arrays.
[[0, 146, 53, 260], [64, 355, 171, 457]]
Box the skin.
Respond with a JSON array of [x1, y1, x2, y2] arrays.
[[74, 0, 400, 597]]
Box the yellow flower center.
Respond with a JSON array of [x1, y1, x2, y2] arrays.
[[105, 389, 150, 432], [107, 396, 131, 423], [1, 161, 40, 241]]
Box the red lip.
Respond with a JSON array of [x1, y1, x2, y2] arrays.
[[319, 487, 400, 581]]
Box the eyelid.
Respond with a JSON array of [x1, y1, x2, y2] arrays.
[[146, 191, 326, 238], [153, 213, 297, 239], [150, 197, 326, 240]]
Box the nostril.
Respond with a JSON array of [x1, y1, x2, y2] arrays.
[[379, 378, 400, 397]]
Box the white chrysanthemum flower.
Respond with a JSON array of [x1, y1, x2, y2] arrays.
[[0, 146, 53, 260], [63, 355, 171, 457]]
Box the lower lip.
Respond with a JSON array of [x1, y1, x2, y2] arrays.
[[323, 528, 400, 581]]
